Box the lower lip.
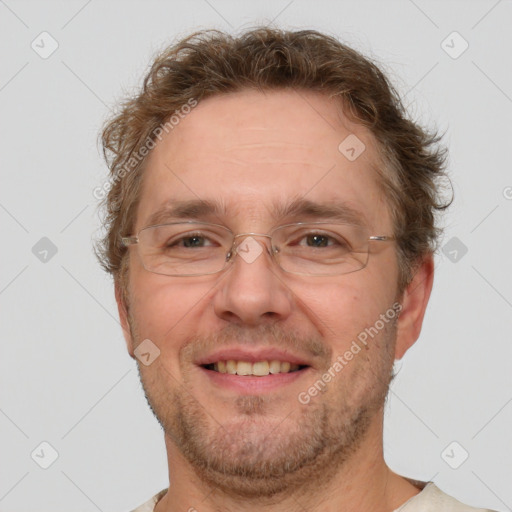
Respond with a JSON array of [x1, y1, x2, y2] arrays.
[[199, 366, 311, 394]]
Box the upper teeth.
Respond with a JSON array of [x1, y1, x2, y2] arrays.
[[213, 360, 300, 376]]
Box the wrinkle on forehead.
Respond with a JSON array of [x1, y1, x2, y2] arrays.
[[137, 89, 392, 234], [165, 91, 377, 170], [169, 89, 365, 142]]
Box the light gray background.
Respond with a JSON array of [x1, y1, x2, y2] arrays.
[[1, 1, 511, 511]]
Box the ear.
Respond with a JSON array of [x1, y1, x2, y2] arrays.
[[394, 254, 434, 360], [115, 281, 135, 359]]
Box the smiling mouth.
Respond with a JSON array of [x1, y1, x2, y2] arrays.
[[202, 360, 309, 377]]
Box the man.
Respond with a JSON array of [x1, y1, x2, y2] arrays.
[[96, 28, 495, 511]]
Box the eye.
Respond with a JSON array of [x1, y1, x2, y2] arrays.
[[166, 232, 217, 249], [303, 234, 332, 248], [175, 235, 209, 248], [294, 231, 349, 249]]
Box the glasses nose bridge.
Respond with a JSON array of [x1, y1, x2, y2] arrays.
[[233, 231, 272, 241], [229, 231, 277, 262], [232, 231, 273, 249]]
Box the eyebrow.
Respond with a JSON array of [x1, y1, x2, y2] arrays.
[[144, 197, 367, 229], [273, 197, 367, 227], [145, 199, 228, 227]]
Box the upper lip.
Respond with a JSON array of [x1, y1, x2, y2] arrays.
[[195, 347, 312, 367]]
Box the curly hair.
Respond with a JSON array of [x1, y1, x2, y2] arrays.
[[96, 27, 450, 297]]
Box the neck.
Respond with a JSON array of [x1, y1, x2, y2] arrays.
[[155, 414, 421, 512]]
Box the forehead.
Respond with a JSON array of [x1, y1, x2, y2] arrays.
[[136, 89, 391, 231]]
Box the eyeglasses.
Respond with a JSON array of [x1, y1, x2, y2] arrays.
[[121, 221, 395, 277]]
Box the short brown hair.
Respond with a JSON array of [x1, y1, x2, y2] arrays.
[[96, 27, 450, 296]]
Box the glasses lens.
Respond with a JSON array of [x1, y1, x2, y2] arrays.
[[138, 223, 231, 276], [135, 222, 371, 277], [273, 223, 370, 276]]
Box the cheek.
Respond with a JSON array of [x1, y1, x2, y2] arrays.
[[296, 275, 376, 316], [290, 273, 397, 356], [129, 271, 209, 360]]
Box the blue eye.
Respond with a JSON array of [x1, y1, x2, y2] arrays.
[[165, 232, 217, 249], [305, 234, 331, 247], [180, 235, 208, 248]]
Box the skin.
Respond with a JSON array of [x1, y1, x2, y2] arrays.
[[116, 89, 434, 512]]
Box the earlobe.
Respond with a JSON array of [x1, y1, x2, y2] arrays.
[[115, 281, 135, 358], [394, 254, 434, 360]]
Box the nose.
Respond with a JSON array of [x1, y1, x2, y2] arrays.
[[212, 234, 293, 326]]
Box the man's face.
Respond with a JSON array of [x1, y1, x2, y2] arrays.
[[120, 89, 412, 497]]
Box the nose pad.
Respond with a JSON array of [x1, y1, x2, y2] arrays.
[[235, 236, 265, 264], [227, 234, 275, 267], [213, 234, 293, 324]]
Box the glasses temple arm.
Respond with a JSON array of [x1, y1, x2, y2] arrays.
[[369, 235, 395, 242], [121, 236, 139, 247]]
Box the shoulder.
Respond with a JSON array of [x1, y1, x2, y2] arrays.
[[128, 489, 167, 512], [395, 482, 497, 512]]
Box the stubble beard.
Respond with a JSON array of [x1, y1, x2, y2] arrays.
[[131, 319, 396, 500]]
